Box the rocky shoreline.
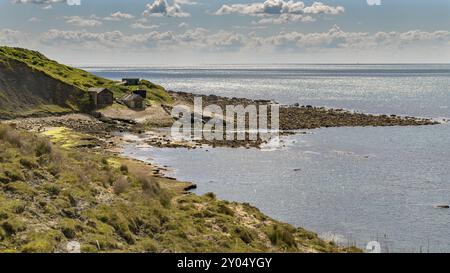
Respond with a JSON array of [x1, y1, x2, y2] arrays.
[[4, 91, 440, 150], [163, 91, 439, 148], [170, 90, 437, 129]]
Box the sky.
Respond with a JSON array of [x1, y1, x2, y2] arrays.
[[0, 0, 450, 65]]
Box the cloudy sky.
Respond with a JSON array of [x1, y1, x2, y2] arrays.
[[1, 0, 450, 65]]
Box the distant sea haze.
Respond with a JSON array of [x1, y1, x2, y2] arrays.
[[90, 64, 450, 252]]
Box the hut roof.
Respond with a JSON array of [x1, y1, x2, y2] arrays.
[[88, 87, 110, 93], [121, 93, 144, 102]]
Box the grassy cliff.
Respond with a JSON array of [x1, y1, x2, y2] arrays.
[[0, 46, 171, 119], [0, 124, 358, 253]]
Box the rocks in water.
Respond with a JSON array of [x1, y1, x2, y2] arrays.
[[208, 94, 218, 100], [184, 184, 197, 191], [436, 204, 450, 209], [255, 99, 271, 104]]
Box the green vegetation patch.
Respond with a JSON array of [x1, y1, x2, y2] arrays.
[[0, 123, 359, 253], [0, 46, 114, 91]]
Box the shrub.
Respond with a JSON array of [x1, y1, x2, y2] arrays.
[[0, 125, 10, 140], [113, 176, 129, 195], [59, 219, 80, 239], [0, 125, 23, 148], [19, 158, 37, 169], [21, 240, 53, 253], [101, 158, 108, 165], [205, 192, 216, 199], [1, 218, 26, 236], [35, 139, 52, 157], [107, 212, 135, 244], [217, 203, 234, 216], [47, 162, 62, 176], [43, 184, 61, 196], [266, 225, 296, 247], [140, 175, 160, 197], [119, 164, 128, 174], [235, 227, 255, 244], [100, 169, 115, 187], [159, 192, 171, 208], [4, 169, 25, 182], [139, 238, 159, 252]]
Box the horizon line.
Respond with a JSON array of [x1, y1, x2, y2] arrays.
[[75, 62, 450, 68]]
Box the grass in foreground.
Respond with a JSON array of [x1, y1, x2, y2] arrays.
[[0, 124, 360, 253]]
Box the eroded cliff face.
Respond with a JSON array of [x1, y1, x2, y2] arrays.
[[0, 57, 88, 119]]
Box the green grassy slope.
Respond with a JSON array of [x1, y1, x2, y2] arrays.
[[0, 124, 359, 253], [0, 46, 114, 90], [0, 46, 172, 118]]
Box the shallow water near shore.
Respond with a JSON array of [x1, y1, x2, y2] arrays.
[[123, 124, 450, 252], [91, 64, 450, 252]]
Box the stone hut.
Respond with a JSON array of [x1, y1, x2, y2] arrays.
[[121, 93, 144, 109], [132, 90, 147, 99], [122, 78, 140, 86], [87, 87, 113, 108]]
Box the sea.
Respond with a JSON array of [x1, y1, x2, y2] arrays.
[[85, 64, 450, 252]]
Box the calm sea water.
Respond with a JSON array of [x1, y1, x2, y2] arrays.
[[88, 64, 450, 252]]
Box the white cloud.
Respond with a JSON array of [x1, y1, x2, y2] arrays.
[[216, 0, 344, 15], [303, 2, 345, 14], [12, 0, 64, 4], [104, 11, 135, 21], [11, 26, 448, 61], [135, 18, 150, 23], [215, 0, 344, 23], [40, 29, 174, 49], [38, 28, 247, 52], [263, 25, 450, 51], [174, 0, 198, 5], [64, 16, 103, 27], [130, 22, 160, 30], [28, 17, 43, 22], [129, 18, 159, 29], [253, 14, 315, 24], [0, 29, 29, 46], [11, 0, 62, 8], [143, 0, 190, 17]]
